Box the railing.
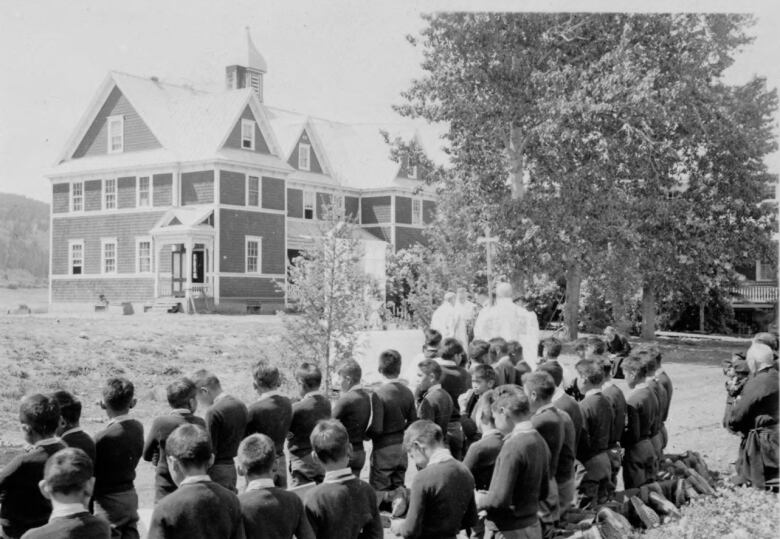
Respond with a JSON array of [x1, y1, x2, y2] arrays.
[[189, 284, 211, 298], [732, 283, 778, 304]]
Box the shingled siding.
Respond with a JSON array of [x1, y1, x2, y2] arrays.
[[72, 86, 161, 158], [396, 226, 426, 251], [117, 177, 136, 209], [219, 209, 285, 274], [345, 196, 359, 221], [219, 277, 283, 300], [287, 130, 323, 173], [423, 200, 436, 224], [181, 171, 214, 205], [85, 180, 102, 211], [361, 196, 392, 224], [153, 174, 173, 207], [363, 226, 393, 243], [224, 105, 270, 154], [52, 184, 70, 213], [316, 193, 333, 219], [220, 170, 245, 205], [52, 278, 154, 303], [287, 188, 303, 218], [262, 177, 285, 211], [51, 212, 165, 275], [395, 196, 412, 225]]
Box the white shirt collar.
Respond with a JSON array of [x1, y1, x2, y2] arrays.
[[49, 502, 88, 521], [180, 475, 212, 486], [245, 478, 276, 491], [304, 391, 323, 400], [655, 367, 665, 376], [552, 387, 566, 402], [347, 384, 364, 392], [426, 384, 442, 394], [602, 380, 616, 389], [60, 426, 83, 437], [170, 408, 193, 416], [258, 390, 282, 401], [481, 428, 503, 438], [631, 382, 648, 394], [435, 358, 458, 368], [584, 388, 603, 397], [35, 437, 62, 448], [511, 420, 535, 435], [323, 468, 355, 483], [427, 447, 454, 466]]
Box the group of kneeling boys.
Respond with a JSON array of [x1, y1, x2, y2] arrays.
[[0, 330, 672, 539]]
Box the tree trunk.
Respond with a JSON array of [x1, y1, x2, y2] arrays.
[[564, 262, 581, 341], [641, 282, 656, 341], [699, 303, 706, 333]]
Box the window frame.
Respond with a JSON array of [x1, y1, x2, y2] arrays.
[[103, 178, 117, 210], [137, 176, 152, 208], [756, 260, 775, 282], [333, 194, 345, 217], [107, 115, 124, 154], [136, 237, 153, 274], [101, 238, 118, 275], [241, 119, 256, 150], [303, 190, 315, 220], [408, 164, 418, 179], [411, 198, 423, 225], [68, 239, 84, 276], [245, 236, 262, 274], [247, 176, 261, 207], [70, 181, 84, 213], [298, 143, 311, 171]]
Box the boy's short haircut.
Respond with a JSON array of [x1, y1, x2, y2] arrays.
[[537, 360, 564, 387], [635, 351, 658, 374], [310, 419, 349, 464], [573, 338, 589, 357], [103, 377, 135, 411], [488, 338, 508, 361], [167, 377, 197, 409], [506, 341, 523, 363], [166, 424, 212, 468], [295, 362, 322, 391], [418, 359, 442, 381], [471, 363, 497, 385], [191, 369, 221, 391], [51, 390, 82, 426], [20, 394, 60, 437], [336, 359, 362, 383], [424, 328, 443, 348], [575, 359, 604, 386], [402, 420, 443, 451], [477, 390, 497, 427], [586, 337, 606, 355], [622, 356, 647, 378], [439, 338, 465, 363], [542, 337, 562, 359], [491, 390, 530, 419], [521, 372, 556, 401], [378, 349, 402, 377], [468, 340, 491, 363], [44, 447, 93, 495], [237, 433, 276, 476], [252, 361, 281, 389]]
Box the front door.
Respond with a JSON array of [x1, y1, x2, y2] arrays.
[[171, 246, 185, 297], [192, 250, 205, 284]]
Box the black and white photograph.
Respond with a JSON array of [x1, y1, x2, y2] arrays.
[[1, 0, 778, 538]]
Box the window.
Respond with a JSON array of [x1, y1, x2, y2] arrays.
[[408, 164, 418, 179], [71, 182, 83, 212], [241, 119, 255, 150], [412, 198, 422, 225], [107, 115, 124, 153], [101, 239, 117, 274], [246, 236, 262, 273], [757, 261, 775, 282], [303, 190, 315, 220], [137, 238, 152, 273], [298, 143, 311, 171], [247, 176, 260, 206], [104, 179, 116, 210], [334, 194, 345, 217], [68, 240, 84, 275], [138, 177, 151, 207]]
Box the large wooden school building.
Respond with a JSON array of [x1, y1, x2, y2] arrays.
[[47, 32, 439, 313]]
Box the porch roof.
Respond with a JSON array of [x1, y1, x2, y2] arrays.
[[151, 206, 215, 241]]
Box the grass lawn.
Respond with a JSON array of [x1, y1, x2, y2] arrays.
[[0, 312, 751, 522]]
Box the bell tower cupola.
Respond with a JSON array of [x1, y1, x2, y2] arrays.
[[225, 27, 268, 102]]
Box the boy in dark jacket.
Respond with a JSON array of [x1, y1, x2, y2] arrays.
[[287, 363, 332, 486], [51, 390, 95, 464]]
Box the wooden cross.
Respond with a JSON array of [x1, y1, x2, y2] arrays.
[[477, 226, 499, 305]]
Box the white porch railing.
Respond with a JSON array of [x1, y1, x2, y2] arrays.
[[732, 284, 778, 304]]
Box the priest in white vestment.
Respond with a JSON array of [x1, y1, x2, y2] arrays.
[[473, 282, 540, 369], [430, 292, 460, 341]]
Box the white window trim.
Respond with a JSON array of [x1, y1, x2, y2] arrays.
[[246, 176, 261, 207], [411, 198, 423, 225], [241, 119, 256, 151], [408, 164, 418, 179], [136, 237, 153, 274], [303, 190, 315, 220], [298, 143, 311, 171], [101, 237, 118, 275], [103, 178, 117, 210], [756, 260, 775, 282], [107, 115, 124, 154], [68, 239, 84, 276], [70, 181, 84, 213], [137, 176, 153, 208], [245, 236, 263, 274]]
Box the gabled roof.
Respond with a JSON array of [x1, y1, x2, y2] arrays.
[[151, 206, 215, 237]]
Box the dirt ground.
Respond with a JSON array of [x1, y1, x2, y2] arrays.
[[0, 313, 749, 517]]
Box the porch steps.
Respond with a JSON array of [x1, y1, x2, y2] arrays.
[[148, 297, 184, 314]]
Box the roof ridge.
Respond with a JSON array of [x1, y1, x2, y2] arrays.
[[110, 70, 212, 94]]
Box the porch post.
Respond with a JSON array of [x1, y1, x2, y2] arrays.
[[153, 240, 160, 299], [184, 237, 193, 313]]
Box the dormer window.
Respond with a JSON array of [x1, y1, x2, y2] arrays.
[[107, 115, 124, 153], [298, 143, 311, 171], [241, 119, 255, 150], [408, 164, 418, 179]]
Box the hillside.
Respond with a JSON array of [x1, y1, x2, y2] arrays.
[[0, 193, 49, 286]]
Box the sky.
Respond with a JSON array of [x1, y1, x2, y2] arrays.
[[1, 0, 778, 204]]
